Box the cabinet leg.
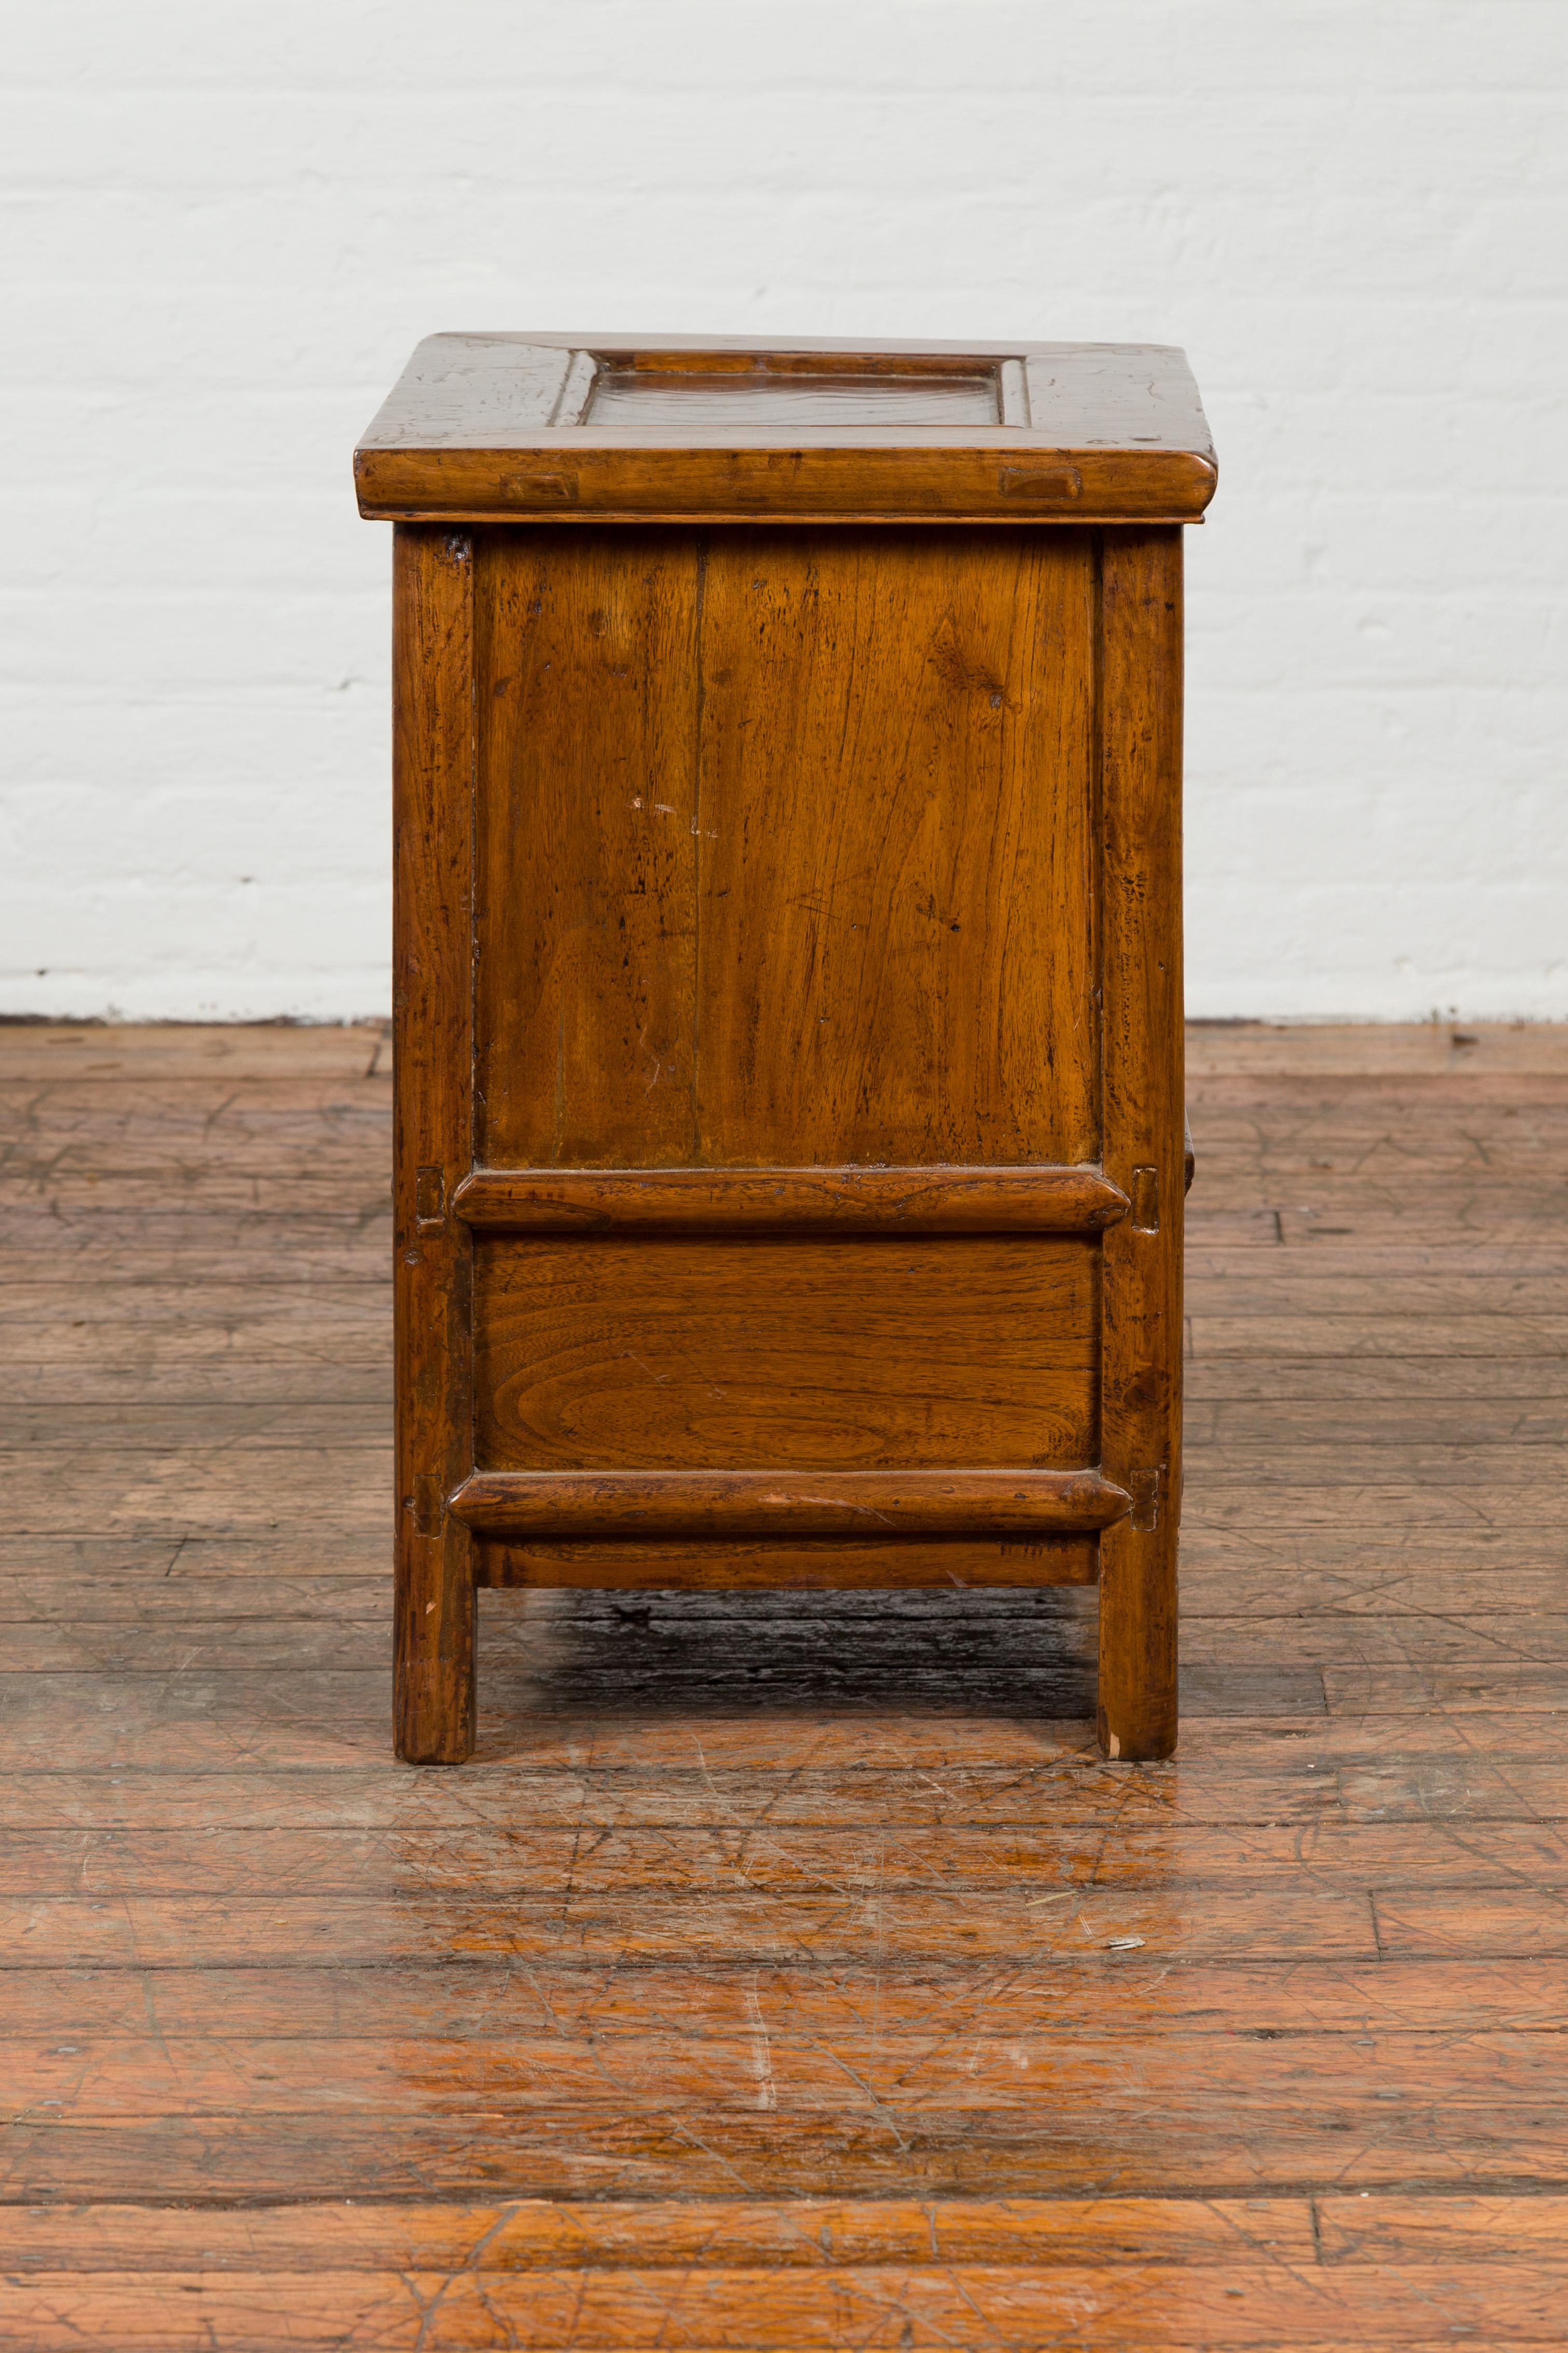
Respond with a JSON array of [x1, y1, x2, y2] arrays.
[[1097, 1519, 1178, 1760], [395, 1517, 476, 1764]]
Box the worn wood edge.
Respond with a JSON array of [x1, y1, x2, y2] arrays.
[[354, 447, 1217, 523], [362, 503, 1212, 530], [452, 1164, 1129, 1234], [368, 329, 1202, 361], [450, 1469, 1131, 1540]]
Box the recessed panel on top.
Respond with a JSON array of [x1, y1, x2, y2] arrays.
[[582, 364, 1003, 431]]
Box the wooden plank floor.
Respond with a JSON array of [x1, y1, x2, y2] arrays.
[[3, 1019, 1567, 2348]]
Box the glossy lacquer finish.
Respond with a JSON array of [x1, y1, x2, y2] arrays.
[[369, 334, 1209, 1767], [5, 1021, 1568, 2344]]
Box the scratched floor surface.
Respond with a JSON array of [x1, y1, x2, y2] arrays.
[[3, 1019, 1568, 2348]]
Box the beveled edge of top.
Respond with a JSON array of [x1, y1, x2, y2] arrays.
[[354, 333, 1218, 523]]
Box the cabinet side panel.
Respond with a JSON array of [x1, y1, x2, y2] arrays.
[[696, 529, 1099, 1166], [393, 525, 477, 1763], [475, 529, 702, 1166]]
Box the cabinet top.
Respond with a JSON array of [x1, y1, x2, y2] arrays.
[[354, 334, 1216, 525]]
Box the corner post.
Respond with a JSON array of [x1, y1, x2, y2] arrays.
[[1097, 529, 1185, 1760], [393, 526, 477, 1762]]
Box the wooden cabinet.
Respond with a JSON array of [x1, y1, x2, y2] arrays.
[[355, 334, 1217, 1765]]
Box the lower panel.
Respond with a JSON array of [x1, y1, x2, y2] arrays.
[[475, 1233, 1098, 1471], [476, 1537, 1099, 1590]]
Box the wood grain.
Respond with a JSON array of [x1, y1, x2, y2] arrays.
[[1097, 529, 1185, 1761], [477, 1538, 1100, 1590], [10, 1819, 1568, 1898], [695, 528, 1100, 1166], [474, 529, 700, 1167], [355, 333, 1218, 524], [391, 527, 476, 1763], [0, 2194, 1316, 2268], [473, 527, 1102, 1171], [450, 1469, 1128, 1539], [6, 2263, 1559, 2351], [473, 1233, 1099, 1471], [4, 1956, 1566, 2039], [453, 1162, 1129, 1233]]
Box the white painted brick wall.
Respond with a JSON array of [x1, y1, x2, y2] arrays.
[[3, 0, 1564, 1019]]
